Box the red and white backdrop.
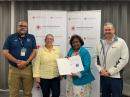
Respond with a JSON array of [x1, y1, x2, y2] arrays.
[[28, 10, 101, 97]]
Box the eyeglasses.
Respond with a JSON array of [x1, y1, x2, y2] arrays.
[[18, 25, 28, 27], [104, 29, 112, 31]]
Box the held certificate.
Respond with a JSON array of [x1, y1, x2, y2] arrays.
[[57, 55, 84, 75]]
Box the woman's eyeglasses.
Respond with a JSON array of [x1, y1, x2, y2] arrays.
[[104, 29, 112, 31]]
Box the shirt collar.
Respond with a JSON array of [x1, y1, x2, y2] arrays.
[[16, 32, 28, 38], [43, 46, 56, 52], [104, 35, 118, 45]]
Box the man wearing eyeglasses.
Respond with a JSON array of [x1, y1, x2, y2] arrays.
[[95, 22, 129, 97], [3, 20, 36, 97]]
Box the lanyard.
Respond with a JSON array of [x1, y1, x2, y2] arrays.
[[18, 37, 24, 48]]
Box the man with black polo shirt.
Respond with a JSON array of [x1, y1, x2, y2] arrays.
[[3, 20, 36, 97]]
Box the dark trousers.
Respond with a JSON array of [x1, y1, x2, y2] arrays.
[[40, 77, 60, 97], [101, 76, 123, 97]]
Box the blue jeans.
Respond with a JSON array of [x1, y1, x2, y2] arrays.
[[101, 76, 123, 97]]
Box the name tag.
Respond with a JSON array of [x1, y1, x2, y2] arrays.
[[21, 48, 27, 56]]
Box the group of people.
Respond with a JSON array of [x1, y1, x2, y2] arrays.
[[2, 20, 129, 97]]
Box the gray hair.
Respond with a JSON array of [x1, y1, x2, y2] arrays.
[[104, 22, 114, 28], [45, 34, 54, 40]]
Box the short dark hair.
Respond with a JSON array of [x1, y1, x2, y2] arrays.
[[17, 19, 28, 26], [69, 34, 84, 48]]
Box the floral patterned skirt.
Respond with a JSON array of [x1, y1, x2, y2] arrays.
[[66, 76, 92, 97]]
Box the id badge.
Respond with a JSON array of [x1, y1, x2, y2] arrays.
[[21, 48, 26, 56]]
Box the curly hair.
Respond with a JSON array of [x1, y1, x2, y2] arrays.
[[69, 34, 84, 48]]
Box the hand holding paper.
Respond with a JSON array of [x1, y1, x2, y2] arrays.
[[57, 55, 84, 75]]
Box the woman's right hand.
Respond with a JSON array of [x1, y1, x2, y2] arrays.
[[35, 77, 40, 89], [35, 77, 40, 83]]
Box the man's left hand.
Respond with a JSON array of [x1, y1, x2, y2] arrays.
[[17, 60, 28, 69]]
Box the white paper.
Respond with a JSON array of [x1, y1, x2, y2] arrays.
[[69, 55, 84, 73], [57, 58, 72, 75], [57, 55, 84, 75]]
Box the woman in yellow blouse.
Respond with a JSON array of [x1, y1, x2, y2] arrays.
[[33, 34, 62, 97]]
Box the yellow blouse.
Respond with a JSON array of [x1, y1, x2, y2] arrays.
[[33, 46, 62, 79]]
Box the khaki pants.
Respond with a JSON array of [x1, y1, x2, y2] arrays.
[[8, 65, 33, 97]]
